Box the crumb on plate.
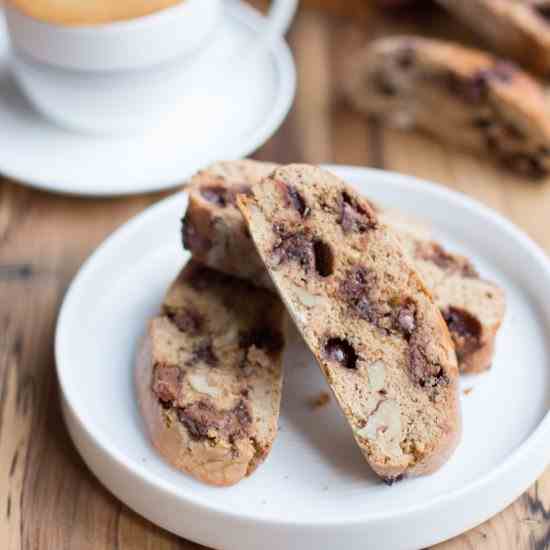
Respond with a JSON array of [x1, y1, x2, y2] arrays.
[[309, 391, 331, 409]]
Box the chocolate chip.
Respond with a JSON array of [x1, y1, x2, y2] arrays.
[[286, 184, 309, 217], [181, 217, 212, 254], [271, 229, 315, 271], [464, 74, 486, 103], [239, 326, 285, 354], [177, 402, 212, 440], [502, 153, 547, 179], [176, 399, 252, 442], [442, 307, 482, 359], [200, 183, 252, 207], [443, 307, 481, 338], [341, 268, 422, 338], [485, 135, 499, 152], [408, 333, 449, 388], [340, 267, 380, 323], [200, 186, 228, 207], [166, 308, 203, 335], [446, 71, 486, 104], [372, 72, 397, 96], [313, 239, 334, 277], [152, 365, 182, 406], [383, 474, 404, 486], [416, 242, 479, 278], [490, 61, 516, 82], [272, 222, 286, 236], [534, 4, 550, 20], [396, 46, 415, 70], [473, 117, 492, 129], [408, 343, 428, 384], [504, 123, 524, 140], [339, 191, 378, 234], [323, 337, 359, 369], [446, 63, 515, 106], [186, 340, 218, 367]]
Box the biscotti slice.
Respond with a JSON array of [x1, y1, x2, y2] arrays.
[[237, 164, 461, 482], [436, 0, 550, 76], [135, 261, 286, 486], [346, 36, 550, 178], [398, 234, 506, 374]]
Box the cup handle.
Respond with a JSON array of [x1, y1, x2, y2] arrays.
[[201, 0, 297, 81], [262, 0, 298, 38], [191, 0, 297, 94]]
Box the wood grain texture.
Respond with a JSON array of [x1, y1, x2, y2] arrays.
[[0, 3, 549, 549]]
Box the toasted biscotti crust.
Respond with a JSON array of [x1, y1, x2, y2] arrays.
[[437, 0, 550, 76], [183, 161, 505, 374], [181, 160, 277, 289], [346, 36, 550, 178], [135, 261, 286, 486], [237, 164, 461, 481]]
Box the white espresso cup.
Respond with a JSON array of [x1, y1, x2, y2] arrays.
[[4, 0, 298, 134]]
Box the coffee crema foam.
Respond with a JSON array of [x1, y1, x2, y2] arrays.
[[8, 0, 186, 25]]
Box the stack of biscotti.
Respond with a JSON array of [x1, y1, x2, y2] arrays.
[[139, 160, 505, 486], [182, 160, 505, 374]]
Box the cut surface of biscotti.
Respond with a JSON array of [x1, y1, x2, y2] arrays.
[[397, 232, 506, 374], [183, 160, 505, 374], [436, 0, 550, 76], [135, 261, 286, 486], [237, 164, 461, 481], [346, 35, 550, 178]]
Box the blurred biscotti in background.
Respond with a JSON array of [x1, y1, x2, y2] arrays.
[[436, 0, 550, 76], [298, 0, 423, 16], [282, 0, 550, 180], [345, 36, 550, 178]]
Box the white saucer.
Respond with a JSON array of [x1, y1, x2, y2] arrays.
[[56, 166, 550, 550], [0, 3, 295, 196]]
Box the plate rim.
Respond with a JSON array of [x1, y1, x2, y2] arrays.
[[56, 165, 550, 530], [0, 1, 296, 197]]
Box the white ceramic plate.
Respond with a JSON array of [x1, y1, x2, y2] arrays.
[[56, 166, 550, 550], [0, 2, 295, 196]]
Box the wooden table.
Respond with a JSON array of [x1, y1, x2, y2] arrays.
[[1, 4, 550, 549]]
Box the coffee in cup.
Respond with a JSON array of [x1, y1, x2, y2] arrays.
[[6, 0, 186, 26]]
